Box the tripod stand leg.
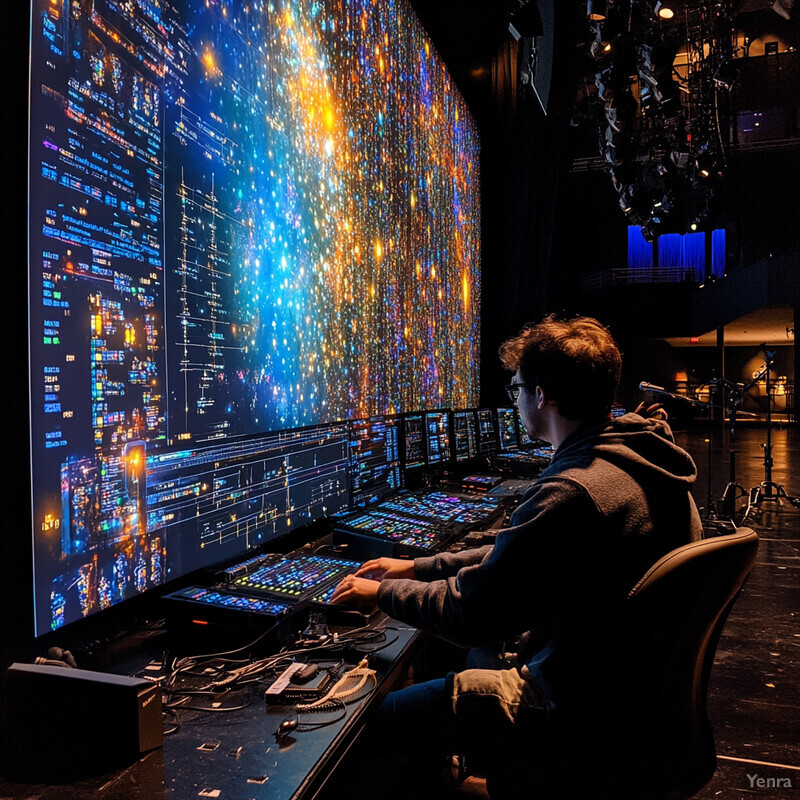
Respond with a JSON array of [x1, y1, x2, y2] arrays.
[[744, 480, 800, 520], [770, 482, 789, 500], [741, 486, 761, 524], [721, 482, 745, 518], [744, 349, 800, 513]]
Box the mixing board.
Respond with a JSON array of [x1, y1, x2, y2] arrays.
[[486, 478, 534, 498], [331, 488, 507, 558], [374, 491, 502, 526], [230, 553, 360, 601], [491, 446, 552, 475], [309, 582, 351, 607], [528, 444, 553, 460], [333, 509, 446, 551], [164, 585, 293, 617], [460, 474, 505, 493], [163, 552, 361, 640]]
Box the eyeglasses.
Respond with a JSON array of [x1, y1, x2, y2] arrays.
[[504, 383, 531, 403]]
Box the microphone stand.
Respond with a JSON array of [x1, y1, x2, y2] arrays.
[[705, 377, 737, 524], [742, 348, 800, 522], [717, 366, 779, 521], [718, 377, 748, 519], [639, 384, 711, 410]]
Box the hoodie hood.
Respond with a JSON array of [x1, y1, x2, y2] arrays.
[[540, 412, 697, 492]]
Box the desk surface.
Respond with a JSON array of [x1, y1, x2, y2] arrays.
[[0, 615, 418, 800]]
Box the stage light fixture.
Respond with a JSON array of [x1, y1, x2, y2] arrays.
[[637, 40, 679, 108], [581, 0, 732, 239], [639, 81, 656, 110], [695, 149, 718, 180], [590, 27, 613, 58], [670, 150, 689, 169], [587, 0, 607, 21], [654, 1, 678, 20]]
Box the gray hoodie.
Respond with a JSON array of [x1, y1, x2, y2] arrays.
[[376, 412, 703, 709]]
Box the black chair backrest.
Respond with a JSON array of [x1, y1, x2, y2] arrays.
[[614, 528, 759, 800], [482, 530, 759, 800]]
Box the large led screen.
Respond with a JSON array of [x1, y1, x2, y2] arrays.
[[28, 0, 481, 634]]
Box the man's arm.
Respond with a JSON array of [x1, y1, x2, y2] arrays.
[[329, 547, 494, 605], [375, 480, 606, 648], [412, 545, 493, 581]]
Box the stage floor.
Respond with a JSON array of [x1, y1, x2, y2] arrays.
[[675, 425, 800, 799]]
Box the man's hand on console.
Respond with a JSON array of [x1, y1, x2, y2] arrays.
[[330, 574, 381, 606], [355, 557, 416, 581]]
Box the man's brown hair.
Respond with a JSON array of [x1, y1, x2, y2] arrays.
[[498, 315, 622, 421]]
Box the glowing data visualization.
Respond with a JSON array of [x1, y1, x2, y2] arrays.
[[28, 0, 480, 635]]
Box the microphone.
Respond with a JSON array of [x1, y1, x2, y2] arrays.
[[639, 381, 666, 393]]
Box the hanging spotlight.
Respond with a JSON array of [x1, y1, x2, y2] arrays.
[[670, 150, 690, 170], [654, 1, 679, 20], [587, 0, 607, 21], [694, 145, 721, 181], [589, 25, 613, 58], [637, 40, 679, 107], [580, 0, 734, 240]]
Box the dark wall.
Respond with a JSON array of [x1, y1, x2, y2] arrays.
[[479, 102, 577, 404], [475, 36, 631, 407], [4, 3, 34, 667], [728, 147, 800, 268]]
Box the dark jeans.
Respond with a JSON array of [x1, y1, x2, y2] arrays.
[[322, 668, 559, 800], [326, 678, 456, 800]]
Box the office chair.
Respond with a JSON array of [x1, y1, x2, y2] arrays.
[[617, 526, 759, 799], [484, 527, 759, 800]]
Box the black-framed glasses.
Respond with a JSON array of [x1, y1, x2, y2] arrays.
[[504, 383, 530, 403]]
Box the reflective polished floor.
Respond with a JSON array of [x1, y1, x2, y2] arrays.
[[677, 425, 800, 800]]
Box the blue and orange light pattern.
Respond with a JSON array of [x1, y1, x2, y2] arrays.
[[166, 0, 480, 434], [28, 0, 480, 634]]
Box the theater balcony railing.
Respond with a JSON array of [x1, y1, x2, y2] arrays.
[[582, 267, 699, 291]]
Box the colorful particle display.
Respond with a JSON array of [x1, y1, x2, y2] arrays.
[[28, 0, 480, 635]]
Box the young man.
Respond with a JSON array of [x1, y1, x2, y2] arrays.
[[330, 314, 703, 798]]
